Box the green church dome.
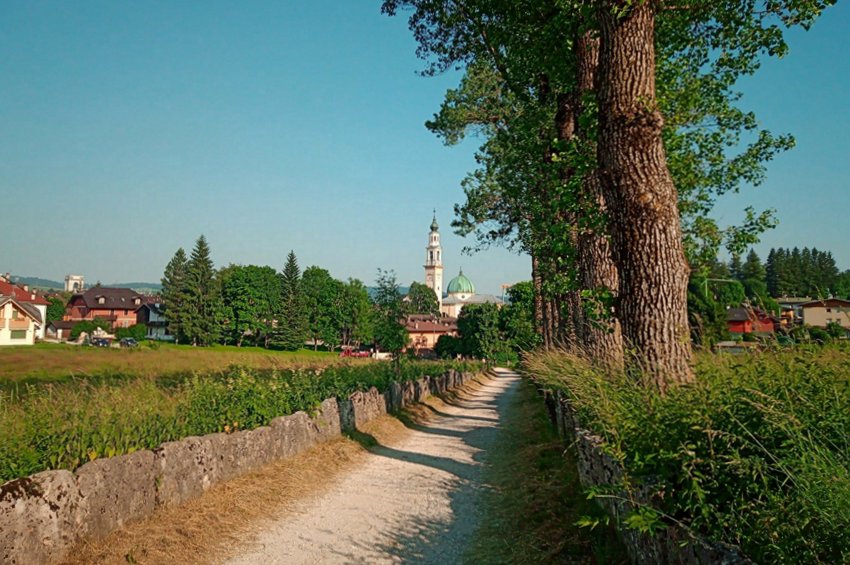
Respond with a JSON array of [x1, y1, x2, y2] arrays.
[[430, 213, 439, 232], [447, 269, 475, 295]]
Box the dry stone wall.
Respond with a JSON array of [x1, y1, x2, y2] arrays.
[[541, 389, 751, 565], [0, 370, 476, 565]]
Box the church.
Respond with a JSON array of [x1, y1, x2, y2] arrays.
[[423, 213, 504, 318]]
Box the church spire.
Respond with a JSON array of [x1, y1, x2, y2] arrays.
[[424, 211, 444, 308]]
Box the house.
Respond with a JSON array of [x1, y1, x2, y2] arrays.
[[0, 296, 43, 345], [405, 314, 458, 354], [776, 297, 811, 327], [136, 302, 173, 340], [727, 306, 777, 335], [800, 298, 850, 329], [47, 320, 77, 341], [64, 287, 148, 330], [0, 274, 50, 339]]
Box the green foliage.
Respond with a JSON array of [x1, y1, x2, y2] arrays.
[[301, 266, 345, 351], [0, 360, 482, 483], [46, 297, 66, 324], [372, 269, 408, 362], [161, 247, 189, 344], [219, 264, 281, 347], [457, 303, 504, 361], [766, 246, 841, 297], [404, 281, 440, 317], [340, 279, 374, 348], [434, 334, 462, 359], [273, 251, 308, 351], [70, 319, 112, 340], [182, 236, 223, 346], [114, 324, 147, 340], [500, 281, 541, 352], [527, 346, 850, 564]]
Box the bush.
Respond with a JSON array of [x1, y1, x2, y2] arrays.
[[70, 319, 111, 340], [0, 360, 481, 483], [525, 347, 850, 564], [115, 324, 147, 340]]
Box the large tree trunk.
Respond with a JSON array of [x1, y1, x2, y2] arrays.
[[532, 253, 544, 340], [596, 1, 694, 390], [574, 31, 624, 370]]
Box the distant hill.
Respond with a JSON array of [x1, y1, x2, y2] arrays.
[[9, 276, 161, 294], [10, 276, 63, 290], [104, 282, 163, 293]]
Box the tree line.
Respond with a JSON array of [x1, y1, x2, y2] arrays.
[[383, 0, 834, 390], [159, 235, 539, 356]]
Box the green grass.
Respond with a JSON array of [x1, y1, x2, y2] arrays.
[[525, 346, 850, 564], [0, 360, 481, 483], [0, 341, 344, 391], [465, 379, 627, 564]]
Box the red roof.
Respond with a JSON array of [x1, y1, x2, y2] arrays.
[[0, 279, 50, 305]]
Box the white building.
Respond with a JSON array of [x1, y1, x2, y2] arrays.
[[421, 214, 504, 318]]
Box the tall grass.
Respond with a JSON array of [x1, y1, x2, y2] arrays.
[[525, 347, 850, 564], [0, 360, 479, 483]]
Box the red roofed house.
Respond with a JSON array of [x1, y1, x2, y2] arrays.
[[0, 274, 50, 339], [727, 306, 777, 336], [64, 287, 147, 330], [405, 314, 458, 354]]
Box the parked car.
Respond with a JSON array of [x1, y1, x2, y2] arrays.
[[120, 337, 139, 348], [91, 338, 111, 348]]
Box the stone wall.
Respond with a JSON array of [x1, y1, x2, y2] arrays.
[[0, 370, 476, 565], [541, 389, 752, 565]]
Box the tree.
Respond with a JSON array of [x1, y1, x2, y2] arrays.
[[373, 269, 408, 366], [273, 251, 307, 351], [302, 266, 345, 351], [405, 281, 440, 317], [161, 247, 189, 343], [595, 0, 694, 387], [182, 236, 222, 346], [340, 278, 374, 349], [219, 264, 280, 347], [457, 303, 504, 361], [383, 0, 835, 390], [46, 296, 66, 324], [500, 281, 541, 352]]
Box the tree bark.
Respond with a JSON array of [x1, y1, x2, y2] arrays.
[[596, 1, 694, 390], [574, 31, 624, 371], [532, 253, 545, 341]]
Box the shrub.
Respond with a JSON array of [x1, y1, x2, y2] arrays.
[[0, 360, 481, 483], [525, 347, 850, 564]]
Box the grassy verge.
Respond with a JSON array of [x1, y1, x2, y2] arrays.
[[525, 346, 850, 564], [0, 360, 480, 483], [0, 342, 344, 388], [465, 378, 627, 564]]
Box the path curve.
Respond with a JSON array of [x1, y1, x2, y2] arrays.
[[226, 369, 520, 565]]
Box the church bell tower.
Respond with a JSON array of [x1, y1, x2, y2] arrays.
[[424, 211, 444, 307]]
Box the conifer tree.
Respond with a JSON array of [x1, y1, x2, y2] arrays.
[[183, 235, 221, 346], [161, 247, 189, 343], [274, 251, 307, 350]]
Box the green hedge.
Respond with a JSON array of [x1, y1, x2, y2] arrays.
[[0, 361, 480, 483], [526, 346, 850, 564]]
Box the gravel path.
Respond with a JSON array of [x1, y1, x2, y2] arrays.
[[225, 369, 520, 565]]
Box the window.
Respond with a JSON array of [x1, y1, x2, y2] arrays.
[[12, 310, 19, 320], [10, 330, 26, 339], [98, 297, 105, 304]]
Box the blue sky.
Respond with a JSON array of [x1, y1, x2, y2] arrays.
[[1, 2, 848, 293]]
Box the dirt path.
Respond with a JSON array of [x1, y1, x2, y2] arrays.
[[225, 369, 520, 565]]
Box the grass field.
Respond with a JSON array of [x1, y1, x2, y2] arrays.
[[0, 342, 349, 388]]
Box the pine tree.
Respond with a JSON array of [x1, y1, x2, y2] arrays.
[[183, 235, 221, 346], [274, 251, 307, 350], [161, 248, 189, 343], [741, 249, 766, 283], [729, 254, 744, 282]]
